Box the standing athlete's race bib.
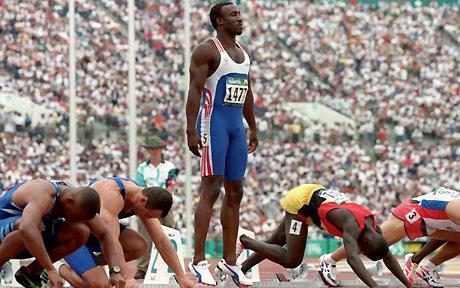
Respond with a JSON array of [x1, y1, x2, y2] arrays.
[[224, 77, 248, 106], [317, 189, 350, 204]]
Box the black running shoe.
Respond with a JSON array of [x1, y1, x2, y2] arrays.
[[14, 266, 43, 288]]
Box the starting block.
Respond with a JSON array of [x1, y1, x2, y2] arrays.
[[144, 225, 185, 285], [271, 263, 310, 283], [275, 273, 289, 282]]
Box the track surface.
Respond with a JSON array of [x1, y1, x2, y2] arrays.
[[135, 257, 460, 287]]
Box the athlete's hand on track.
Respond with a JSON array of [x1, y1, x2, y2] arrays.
[[187, 130, 202, 157], [47, 270, 64, 288], [109, 273, 126, 288], [125, 277, 139, 288], [247, 130, 258, 154], [176, 275, 197, 288]]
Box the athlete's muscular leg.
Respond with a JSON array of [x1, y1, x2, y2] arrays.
[[430, 230, 460, 243], [0, 230, 25, 267], [59, 265, 109, 288], [411, 239, 460, 267], [26, 222, 90, 274], [330, 214, 405, 262], [95, 228, 148, 265], [61, 229, 145, 288], [446, 199, 460, 226], [241, 216, 287, 273], [119, 228, 148, 261], [427, 242, 460, 266], [193, 175, 223, 264], [240, 213, 307, 269], [425, 230, 460, 267], [221, 180, 244, 265]]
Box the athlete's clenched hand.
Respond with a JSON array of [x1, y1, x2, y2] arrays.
[[187, 130, 202, 157], [109, 272, 126, 288], [247, 130, 258, 154]]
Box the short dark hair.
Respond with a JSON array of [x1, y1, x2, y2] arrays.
[[142, 187, 173, 218], [210, 2, 233, 30], [360, 231, 389, 261], [75, 187, 101, 220]]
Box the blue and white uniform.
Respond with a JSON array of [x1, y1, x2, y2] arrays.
[[414, 186, 460, 234], [64, 177, 139, 275], [196, 37, 250, 180], [0, 180, 66, 258]]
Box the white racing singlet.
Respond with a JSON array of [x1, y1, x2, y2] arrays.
[[197, 37, 251, 179]]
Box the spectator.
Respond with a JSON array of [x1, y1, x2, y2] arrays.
[[134, 135, 178, 279]]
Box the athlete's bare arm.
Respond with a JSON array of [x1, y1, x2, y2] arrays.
[[86, 214, 128, 287], [383, 251, 412, 287], [331, 214, 406, 262], [412, 239, 446, 264], [243, 71, 258, 153], [92, 180, 125, 236], [185, 40, 219, 157], [377, 225, 412, 288], [237, 43, 258, 153], [341, 218, 379, 288], [14, 180, 57, 272], [140, 217, 195, 288]]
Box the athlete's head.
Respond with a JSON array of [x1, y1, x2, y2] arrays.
[[210, 2, 243, 35], [59, 187, 101, 222], [134, 187, 173, 218], [358, 227, 389, 261]]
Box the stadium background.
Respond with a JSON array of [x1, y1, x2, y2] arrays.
[[0, 0, 459, 262]]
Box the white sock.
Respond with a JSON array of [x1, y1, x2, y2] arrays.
[[420, 260, 436, 270], [325, 253, 337, 265]]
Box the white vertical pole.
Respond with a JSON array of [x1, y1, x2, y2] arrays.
[[128, 0, 137, 228], [69, 0, 77, 185], [184, 0, 193, 259]]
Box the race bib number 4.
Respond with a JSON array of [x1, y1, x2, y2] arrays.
[[317, 189, 350, 204], [289, 220, 302, 235], [224, 77, 248, 106]]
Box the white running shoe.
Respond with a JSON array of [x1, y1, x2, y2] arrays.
[[415, 265, 444, 288], [188, 260, 217, 286], [217, 259, 252, 286], [319, 254, 339, 287], [403, 253, 416, 284]]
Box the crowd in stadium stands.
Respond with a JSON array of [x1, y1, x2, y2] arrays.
[[1, 0, 460, 238]]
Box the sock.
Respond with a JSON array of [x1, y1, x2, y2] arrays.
[[325, 253, 337, 265], [420, 260, 436, 270]]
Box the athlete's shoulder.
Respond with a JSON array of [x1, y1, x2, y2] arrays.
[[28, 179, 56, 193], [192, 38, 219, 60], [15, 179, 55, 203]]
